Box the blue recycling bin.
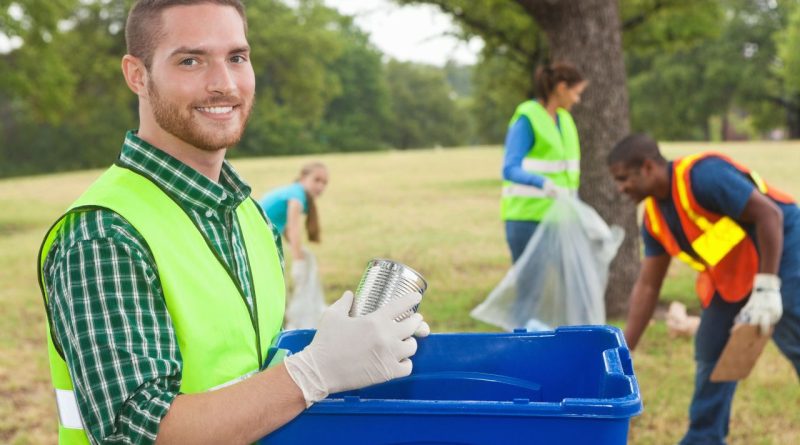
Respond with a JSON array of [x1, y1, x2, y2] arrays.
[[260, 326, 642, 445]]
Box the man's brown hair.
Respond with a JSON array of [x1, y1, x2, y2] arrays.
[[125, 0, 247, 69]]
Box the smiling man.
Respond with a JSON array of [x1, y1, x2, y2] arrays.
[[38, 2, 428, 444], [607, 133, 800, 445]]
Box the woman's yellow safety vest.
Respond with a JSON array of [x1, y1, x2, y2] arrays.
[[501, 100, 580, 222], [643, 152, 793, 307], [38, 164, 285, 444]]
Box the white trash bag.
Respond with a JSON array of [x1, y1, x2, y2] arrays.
[[285, 246, 327, 330], [471, 197, 624, 331]]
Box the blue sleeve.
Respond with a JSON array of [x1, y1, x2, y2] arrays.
[[287, 184, 308, 213], [502, 116, 546, 188], [641, 225, 667, 257], [690, 158, 755, 219]]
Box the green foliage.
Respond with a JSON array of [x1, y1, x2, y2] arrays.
[[620, 0, 800, 139], [404, 0, 800, 141], [0, 1, 133, 176], [397, 0, 544, 144], [0, 0, 471, 177], [317, 17, 392, 152], [384, 60, 468, 149], [778, 3, 800, 94], [470, 53, 529, 144]]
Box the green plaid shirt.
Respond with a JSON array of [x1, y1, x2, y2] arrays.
[[42, 131, 283, 444]]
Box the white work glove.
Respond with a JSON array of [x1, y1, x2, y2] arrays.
[[736, 273, 783, 335], [290, 259, 306, 283], [542, 179, 570, 199], [414, 319, 431, 337], [284, 291, 425, 406]]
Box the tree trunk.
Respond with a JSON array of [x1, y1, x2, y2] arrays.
[[787, 101, 800, 139], [518, 0, 639, 318]]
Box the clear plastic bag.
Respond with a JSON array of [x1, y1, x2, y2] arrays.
[[471, 197, 624, 331], [285, 247, 327, 330]]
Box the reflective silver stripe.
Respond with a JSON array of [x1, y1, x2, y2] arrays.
[[502, 184, 547, 198], [55, 389, 84, 430], [522, 158, 580, 173], [208, 370, 259, 392]]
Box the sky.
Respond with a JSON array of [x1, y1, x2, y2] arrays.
[[322, 0, 483, 66]]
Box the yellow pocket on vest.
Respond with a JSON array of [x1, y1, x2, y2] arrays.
[[690, 217, 746, 267]]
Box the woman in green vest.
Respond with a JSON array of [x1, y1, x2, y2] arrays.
[[501, 62, 587, 262]]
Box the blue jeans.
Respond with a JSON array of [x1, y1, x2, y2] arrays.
[[680, 282, 800, 445], [505, 220, 539, 263]]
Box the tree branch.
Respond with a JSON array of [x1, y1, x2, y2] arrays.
[[400, 0, 535, 66], [622, 0, 666, 31], [763, 94, 799, 110]]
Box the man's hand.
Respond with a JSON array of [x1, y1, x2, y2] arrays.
[[542, 179, 570, 199], [737, 273, 783, 335], [284, 292, 425, 406]]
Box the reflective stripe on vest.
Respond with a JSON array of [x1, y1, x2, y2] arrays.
[[39, 165, 285, 444], [673, 153, 746, 266], [502, 183, 548, 198], [521, 158, 580, 173], [501, 100, 580, 222], [55, 389, 82, 430], [643, 198, 705, 272]]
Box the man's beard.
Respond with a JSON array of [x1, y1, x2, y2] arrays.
[[147, 79, 253, 152]]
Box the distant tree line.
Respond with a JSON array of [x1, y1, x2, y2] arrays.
[[3, 0, 800, 178], [0, 0, 471, 177], [400, 0, 800, 142]]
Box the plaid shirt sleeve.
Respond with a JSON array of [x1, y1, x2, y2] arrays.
[[43, 210, 182, 445]]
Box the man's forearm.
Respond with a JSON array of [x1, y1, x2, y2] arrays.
[[624, 281, 660, 351], [155, 364, 306, 445], [741, 189, 784, 274], [623, 255, 670, 351], [755, 208, 783, 274]]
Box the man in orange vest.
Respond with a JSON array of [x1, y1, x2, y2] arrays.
[[607, 134, 800, 445]]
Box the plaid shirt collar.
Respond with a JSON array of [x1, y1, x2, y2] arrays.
[[118, 131, 252, 213]]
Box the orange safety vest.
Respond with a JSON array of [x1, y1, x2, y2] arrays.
[[643, 152, 794, 308]]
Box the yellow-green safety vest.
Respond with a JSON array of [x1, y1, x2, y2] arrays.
[[38, 164, 285, 444], [501, 100, 580, 221]]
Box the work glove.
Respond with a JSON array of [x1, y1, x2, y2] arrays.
[[736, 273, 783, 335], [542, 179, 571, 199], [290, 259, 307, 284], [284, 291, 425, 406]]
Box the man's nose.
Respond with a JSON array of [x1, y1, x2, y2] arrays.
[[207, 61, 236, 95]]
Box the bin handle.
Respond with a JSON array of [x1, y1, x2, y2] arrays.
[[262, 347, 291, 370], [603, 347, 634, 376]]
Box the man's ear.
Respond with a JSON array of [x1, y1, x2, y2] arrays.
[[641, 158, 655, 175], [121, 55, 148, 96]]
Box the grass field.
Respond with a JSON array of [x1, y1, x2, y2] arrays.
[[1, 141, 799, 444]]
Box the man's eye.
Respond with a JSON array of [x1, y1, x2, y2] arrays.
[[179, 58, 198, 66], [230, 55, 248, 63]]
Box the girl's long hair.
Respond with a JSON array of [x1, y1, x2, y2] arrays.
[[297, 162, 325, 242]]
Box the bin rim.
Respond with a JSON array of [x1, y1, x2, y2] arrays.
[[272, 326, 643, 419]]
